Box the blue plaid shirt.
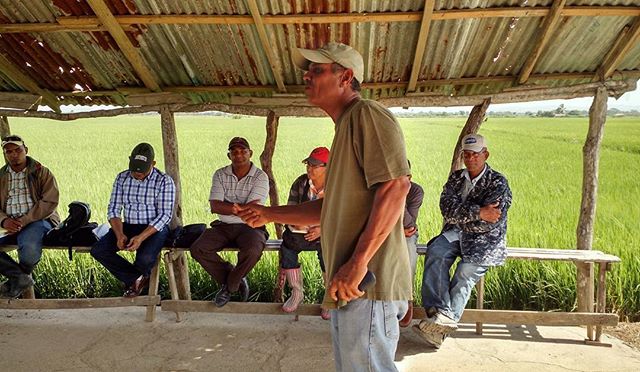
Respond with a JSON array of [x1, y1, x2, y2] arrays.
[[107, 168, 176, 231]]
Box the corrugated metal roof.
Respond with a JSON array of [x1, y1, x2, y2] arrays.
[[0, 0, 638, 110]]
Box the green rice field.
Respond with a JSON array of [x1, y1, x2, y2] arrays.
[[5, 114, 639, 320]]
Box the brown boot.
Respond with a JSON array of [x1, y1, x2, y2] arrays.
[[273, 268, 286, 303], [399, 301, 413, 327], [282, 268, 304, 313]]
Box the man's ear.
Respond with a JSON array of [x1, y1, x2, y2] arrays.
[[484, 150, 490, 161], [248, 149, 253, 158], [227, 152, 231, 159], [341, 68, 354, 88], [24, 146, 28, 155]]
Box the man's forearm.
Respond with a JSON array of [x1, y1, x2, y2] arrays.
[[109, 217, 125, 237], [351, 176, 410, 266], [210, 200, 236, 215], [265, 199, 323, 226]]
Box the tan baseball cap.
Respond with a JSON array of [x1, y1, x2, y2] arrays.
[[462, 134, 487, 153], [293, 42, 364, 83]]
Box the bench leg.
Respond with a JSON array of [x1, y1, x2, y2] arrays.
[[475, 276, 484, 335], [595, 262, 609, 342], [164, 251, 182, 322], [145, 256, 161, 322]]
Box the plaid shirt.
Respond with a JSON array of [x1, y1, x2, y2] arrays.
[[107, 168, 176, 231], [6, 168, 34, 218]]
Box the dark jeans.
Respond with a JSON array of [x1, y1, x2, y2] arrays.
[[190, 222, 268, 292], [280, 229, 324, 272], [90, 223, 169, 287]]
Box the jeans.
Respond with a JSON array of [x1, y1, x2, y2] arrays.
[[421, 234, 489, 322], [330, 298, 407, 372], [90, 224, 169, 287], [0, 219, 52, 274], [405, 232, 419, 281], [280, 229, 324, 272]]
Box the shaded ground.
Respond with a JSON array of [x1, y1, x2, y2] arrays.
[[1, 307, 639, 372], [606, 322, 640, 351]]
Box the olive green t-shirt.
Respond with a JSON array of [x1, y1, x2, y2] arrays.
[[320, 99, 412, 309]]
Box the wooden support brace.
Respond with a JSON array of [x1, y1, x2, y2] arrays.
[[259, 111, 284, 238], [145, 254, 162, 322], [449, 98, 491, 174]]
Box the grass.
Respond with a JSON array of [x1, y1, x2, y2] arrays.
[[5, 114, 639, 320]]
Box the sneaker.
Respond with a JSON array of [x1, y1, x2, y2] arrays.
[[3, 274, 34, 299], [412, 324, 445, 349], [214, 285, 231, 307], [419, 312, 458, 334]]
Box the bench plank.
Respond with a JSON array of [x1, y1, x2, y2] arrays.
[[0, 295, 160, 309]]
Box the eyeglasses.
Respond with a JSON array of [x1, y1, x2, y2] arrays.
[[462, 150, 486, 159], [305, 162, 326, 168]]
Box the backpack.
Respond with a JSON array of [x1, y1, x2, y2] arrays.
[[44, 201, 98, 260], [165, 223, 206, 248]]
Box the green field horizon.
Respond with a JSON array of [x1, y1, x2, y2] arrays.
[[5, 114, 639, 320]]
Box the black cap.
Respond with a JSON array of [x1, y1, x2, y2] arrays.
[[129, 143, 154, 173], [228, 137, 250, 150]]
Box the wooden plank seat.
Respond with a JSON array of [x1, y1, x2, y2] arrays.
[[162, 242, 621, 345]]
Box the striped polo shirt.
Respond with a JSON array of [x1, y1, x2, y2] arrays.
[[209, 163, 269, 224]]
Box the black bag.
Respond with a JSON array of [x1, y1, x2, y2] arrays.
[[44, 201, 98, 260], [165, 223, 206, 248]]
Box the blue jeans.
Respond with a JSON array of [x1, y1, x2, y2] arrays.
[[330, 299, 407, 372], [90, 224, 168, 287], [406, 232, 419, 281], [421, 234, 489, 322], [0, 219, 52, 273]]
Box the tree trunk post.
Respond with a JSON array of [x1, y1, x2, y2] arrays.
[[260, 111, 284, 238], [0, 116, 10, 138], [449, 98, 491, 174], [576, 86, 607, 340], [160, 106, 191, 300]]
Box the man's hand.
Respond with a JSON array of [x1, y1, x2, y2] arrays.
[[124, 235, 144, 251], [479, 202, 501, 223], [304, 226, 320, 241], [115, 233, 128, 250], [2, 218, 22, 233], [328, 260, 367, 302], [404, 226, 416, 237], [236, 202, 270, 228]]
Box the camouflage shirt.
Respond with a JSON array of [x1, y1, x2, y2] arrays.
[[440, 164, 512, 266]]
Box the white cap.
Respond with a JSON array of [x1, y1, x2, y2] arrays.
[[293, 42, 364, 83], [461, 134, 487, 152]]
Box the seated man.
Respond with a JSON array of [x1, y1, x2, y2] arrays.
[[399, 163, 424, 327], [276, 147, 329, 318], [413, 134, 512, 349], [91, 143, 175, 297], [190, 137, 269, 307], [0, 135, 60, 298]]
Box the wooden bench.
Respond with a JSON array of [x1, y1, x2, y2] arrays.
[[1, 242, 621, 345], [160, 241, 621, 345]]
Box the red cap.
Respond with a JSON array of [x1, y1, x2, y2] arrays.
[[303, 147, 330, 165]]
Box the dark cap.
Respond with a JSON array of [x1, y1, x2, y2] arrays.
[[1, 135, 25, 148], [129, 143, 155, 173], [302, 147, 330, 166], [228, 137, 250, 150]]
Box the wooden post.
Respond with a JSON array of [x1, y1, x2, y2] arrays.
[[576, 86, 607, 340], [160, 106, 191, 300], [0, 116, 10, 138], [259, 111, 284, 238], [449, 98, 491, 174]]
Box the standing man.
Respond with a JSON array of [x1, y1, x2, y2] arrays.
[[0, 135, 60, 298], [413, 134, 512, 349], [190, 137, 269, 308], [399, 162, 424, 328], [238, 43, 411, 372], [91, 143, 175, 297]]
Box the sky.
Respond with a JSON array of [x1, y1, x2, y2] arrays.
[[56, 80, 639, 114]]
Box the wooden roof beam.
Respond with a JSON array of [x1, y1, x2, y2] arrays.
[[85, 0, 161, 92], [246, 0, 286, 92], [407, 0, 435, 93], [0, 54, 60, 112], [596, 17, 640, 80], [518, 0, 567, 85]]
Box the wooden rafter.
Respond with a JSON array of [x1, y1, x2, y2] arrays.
[[518, 0, 567, 85], [407, 0, 435, 93], [85, 0, 161, 92], [246, 0, 286, 92], [596, 17, 640, 80], [0, 54, 60, 112]]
